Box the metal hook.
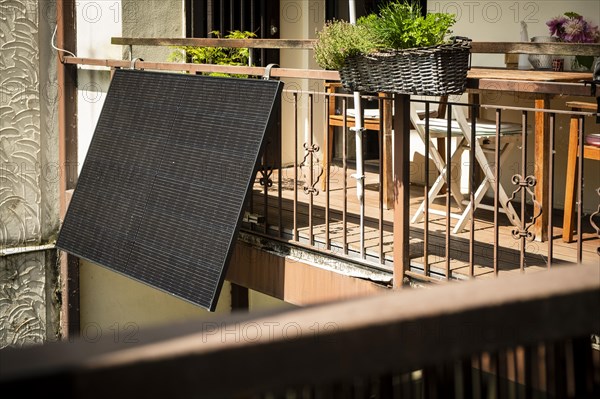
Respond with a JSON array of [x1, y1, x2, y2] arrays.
[[263, 63, 279, 80], [130, 58, 144, 70]]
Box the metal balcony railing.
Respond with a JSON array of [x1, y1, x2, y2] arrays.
[[243, 89, 599, 283], [64, 39, 600, 286]]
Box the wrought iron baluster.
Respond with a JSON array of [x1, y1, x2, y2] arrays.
[[446, 103, 452, 280], [508, 112, 542, 273], [325, 92, 330, 251], [424, 101, 430, 277], [590, 188, 600, 256], [293, 92, 298, 241], [547, 113, 556, 267]]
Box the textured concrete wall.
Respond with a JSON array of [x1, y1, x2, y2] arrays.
[[0, 0, 60, 348], [121, 0, 184, 62], [280, 0, 326, 166], [0, 251, 59, 346]]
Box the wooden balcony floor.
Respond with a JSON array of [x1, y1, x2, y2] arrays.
[[248, 164, 599, 281]]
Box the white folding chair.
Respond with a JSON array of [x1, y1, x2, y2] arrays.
[[411, 103, 523, 233], [410, 103, 468, 224]]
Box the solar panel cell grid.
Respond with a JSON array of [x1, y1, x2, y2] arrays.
[[57, 70, 283, 310]]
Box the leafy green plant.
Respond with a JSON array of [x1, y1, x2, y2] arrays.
[[314, 0, 456, 70], [168, 30, 256, 77], [314, 19, 381, 70], [371, 1, 455, 49]]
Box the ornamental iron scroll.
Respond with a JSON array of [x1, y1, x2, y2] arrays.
[[258, 166, 273, 188], [509, 174, 542, 242], [300, 143, 323, 195]]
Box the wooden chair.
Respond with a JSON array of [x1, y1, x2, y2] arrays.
[[321, 83, 394, 209], [562, 101, 600, 243]]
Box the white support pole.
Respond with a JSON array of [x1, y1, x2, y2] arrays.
[[349, 0, 357, 23], [349, 0, 365, 258]]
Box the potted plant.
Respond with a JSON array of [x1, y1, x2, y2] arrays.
[[546, 12, 600, 71], [314, 0, 470, 95]]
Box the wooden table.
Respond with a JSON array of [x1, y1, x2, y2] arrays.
[[466, 68, 595, 242]]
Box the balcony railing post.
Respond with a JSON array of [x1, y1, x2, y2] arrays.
[[534, 95, 551, 242], [393, 94, 411, 288]]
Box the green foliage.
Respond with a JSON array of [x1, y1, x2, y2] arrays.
[[357, 14, 385, 47], [168, 30, 256, 77], [314, 0, 456, 70], [371, 1, 455, 50], [314, 20, 380, 70]]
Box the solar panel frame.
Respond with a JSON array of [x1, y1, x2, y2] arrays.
[[57, 69, 283, 310]]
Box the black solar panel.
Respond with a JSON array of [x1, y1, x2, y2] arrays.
[[57, 69, 283, 310]]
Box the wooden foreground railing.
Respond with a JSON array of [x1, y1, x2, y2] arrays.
[[1, 265, 598, 398]]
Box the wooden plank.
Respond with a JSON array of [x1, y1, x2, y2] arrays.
[[1, 265, 597, 398], [467, 75, 594, 97], [468, 68, 591, 82], [534, 96, 550, 242], [467, 79, 594, 97], [394, 95, 412, 288], [382, 95, 394, 210], [111, 38, 600, 57], [467, 69, 594, 97], [58, 7, 79, 209], [471, 42, 600, 56], [63, 57, 131, 68], [563, 111, 581, 243], [565, 101, 597, 110], [57, 0, 80, 341], [64, 58, 599, 96], [63, 56, 340, 81], [112, 37, 317, 49], [584, 145, 600, 159], [226, 241, 387, 305]]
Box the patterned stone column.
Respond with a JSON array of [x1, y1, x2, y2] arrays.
[[0, 0, 60, 348]]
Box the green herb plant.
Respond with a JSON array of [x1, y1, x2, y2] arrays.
[[313, 19, 381, 70], [314, 0, 456, 70], [168, 30, 257, 77], [370, 1, 455, 49]]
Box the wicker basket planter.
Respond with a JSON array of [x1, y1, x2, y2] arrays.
[[339, 38, 471, 95]]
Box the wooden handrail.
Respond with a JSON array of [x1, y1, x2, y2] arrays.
[[112, 37, 316, 49], [63, 56, 596, 96], [1, 264, 598, 397], [62, 56, 340, 81], [112, 37, 600, 56]]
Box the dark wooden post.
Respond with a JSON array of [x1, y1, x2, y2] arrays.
[[534, 95, 550, 242], [393, 94, 411, 288], [57, 0, 80, 338]]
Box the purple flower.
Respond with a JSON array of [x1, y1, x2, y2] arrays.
[[563, 17, 586, 42], [547, 13, 600, 43], [547, 16, 567, 37]]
